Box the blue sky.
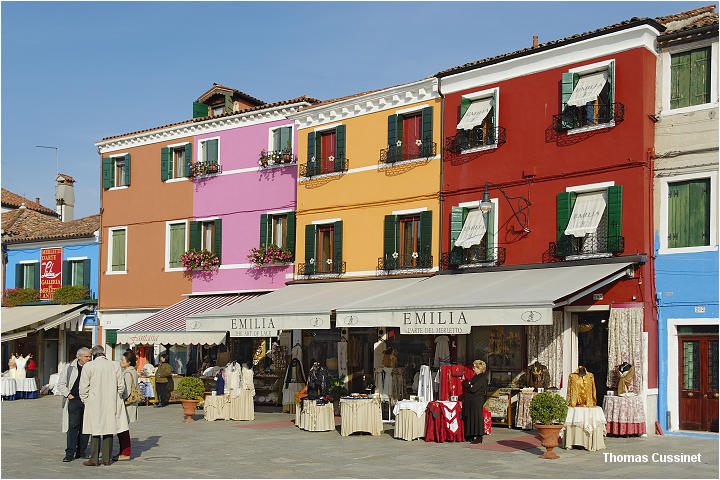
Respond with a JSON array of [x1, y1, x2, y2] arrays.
[[1, 1, 713, 218]]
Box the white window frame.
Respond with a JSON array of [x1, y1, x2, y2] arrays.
[[199, 220, 215, 252], [658, 170, 718, 255], [195, 216, 221, 252], [17, 260, 38, 289], [109, 154, 128, 189], [267, 124, 295, 154], [459, 87, 500, 153], [198, 136, 221, 167], [165, 220, 188, 272], [457, 198, 499, 267], [565, 59, 616, 135], [166, 142, 190, 181], [106, 226, 128, 275], [69, 259, 84, 287], [661, 40, 718, 116]]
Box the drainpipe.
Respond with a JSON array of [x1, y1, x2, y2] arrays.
[[437, 77, 444, 273]]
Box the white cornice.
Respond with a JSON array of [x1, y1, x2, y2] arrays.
[[288, 78, 440, 129], [440, 24, 661, 95], [96, 102, 312, 154]]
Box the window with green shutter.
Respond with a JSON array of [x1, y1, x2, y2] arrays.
[[668, 178, 711, 248], [110, 228, 126, 272], [304, 224, 317, 275], [449, 206, 495, 266], [20, 263, 37, 289], [71, 260, 84, 287], [671, 47, 711, 109], [560, 62, 615, 129], [168, 222, 186, 269], [193, 101, 209, 118]]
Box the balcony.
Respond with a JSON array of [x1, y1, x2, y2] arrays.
[[189, 160, 219, 178], [552, 102, 624, 132], [299, 155, 349, 177], [378, 252, 433, 272], [549, 233, 625, 260], [380, 141, 437, 164], [445, 127, 506, 155], [258, 149, 297, 168], [296, 260, 346, 276], [441, 246, 506, 270]]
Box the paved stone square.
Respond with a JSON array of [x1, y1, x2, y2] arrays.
[[1, 396, 718, 478]]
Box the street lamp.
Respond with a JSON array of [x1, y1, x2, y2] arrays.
[[35, 145, 59, 176], [480, 181, 532, 233]]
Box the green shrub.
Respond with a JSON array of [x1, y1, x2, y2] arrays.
[[3, 288, 40, 307], [328, 379, 348, 402], [530, 391, 568, 425], [52, 285, 89, 304], [177, 376, 205, 400]]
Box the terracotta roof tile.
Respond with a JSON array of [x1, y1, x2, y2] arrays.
[[656, 5, 718, 35], [56, 173, 76, 183], [197, 83, 265, 106], [1, 209, 100, 244], [99, 95, 320, 143], [1, 188, 57, 216]]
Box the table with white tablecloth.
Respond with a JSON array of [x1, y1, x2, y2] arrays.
[[295, 401, 335, 432], [515, 391, 538, 430], [14, 378, 38, 399], [203, 392, 254, 421], [1, 378, 17, 400], [561, 406, 606, 451], [602, 395, 647, 436], [340, 397, 383, 436], [393, 400, 428, 441]]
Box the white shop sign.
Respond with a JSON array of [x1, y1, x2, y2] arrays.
[[186, 314, 330, 337]]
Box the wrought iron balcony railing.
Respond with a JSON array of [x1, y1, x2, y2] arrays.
[[258, 149, 296, 168], [380, 142, 437, 164], [296, 260, 346, 276], [445, 127, 507, 155], [552, 102, 625, 132], [549, 234, 625, 259], [441, 246, 506, 270], [189, 160, 220, 178], [378, 252, 433, 271], [299, 156, 348, 177]]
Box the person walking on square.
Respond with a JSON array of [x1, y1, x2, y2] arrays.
[[114, 350, 139, 461], [154, 353, 172, 407], [56, 347, 92, 462], [79, 345, 128, 466]]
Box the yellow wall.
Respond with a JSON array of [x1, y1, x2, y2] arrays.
[[296, 97, 442, 275]]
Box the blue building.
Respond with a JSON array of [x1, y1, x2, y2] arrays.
[[653, 8, 719, 434]]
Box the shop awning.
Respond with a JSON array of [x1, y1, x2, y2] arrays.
[[1, 330, 34, 342], [457, 97, 493, 130], [454, 209, 487, 248], [186, 277, 425, 336], [566, 71, 607, 107], [117, 294, 261, 345], [335, 263, 633, 333], [564, 191, 607, 238], [1, 304, 84, 334], [40, 309, 85, 331]]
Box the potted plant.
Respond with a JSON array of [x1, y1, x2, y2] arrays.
[[176, 376, 205, 423], [328, 379, 348, 416], [530, 391, 568, 459]]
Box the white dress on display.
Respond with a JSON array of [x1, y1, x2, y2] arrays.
[[8, 355, 17, 379], [14, 355, 29, 380], [417, 365, 434, 402], [373, 340, 387, 369]]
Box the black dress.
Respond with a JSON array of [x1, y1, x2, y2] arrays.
[[462, 372, 488, 437]]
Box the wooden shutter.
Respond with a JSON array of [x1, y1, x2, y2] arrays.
[[556, 192, 576, 256], [188, 221, 200, 252], [82, 259, 91, 289], [561, 72, 577, 106], [690, 48, 711, 107], [102, 157, 113, 189], [449, 207, 467, 266], [419, 210, 433, 257], [213, 219, 223, 262], [160, 148, 169, 182], [422, 107, 433, 146], [335, 125, 346, 171], [671, 51, 691, 109], [460, 97, 472, 120], [62, 260, 71, 286], [387, 114, 398, 147], [193, 101, 209, 118], [123, 154, 131, 186], [606, 185, 623, 252], [259, 214, 269, 248], [307, 132, 316, 176], [286, 212, 296, 256], [305, 224, 316, 275], [689, 179, 710, 247], [333, 221, 343, 270], [225, 94, 233, 114], [668, 182, 682, 248], [184, 143, 192, 177], [105, 329, 117, 345], [384, 215, 398, 268], [485, 205, 495, 260], [607, 62, 615, 106], [207, 139, 218, 163], [15, 263, 22, 288], [33, 263, 40, 290]]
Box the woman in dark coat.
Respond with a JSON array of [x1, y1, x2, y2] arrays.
[[462, 359, 488, 444]]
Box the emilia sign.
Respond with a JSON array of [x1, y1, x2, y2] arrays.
[[186, 314, 330, 337], [228, 317, 279, 338], [40, 247, 63, 300]]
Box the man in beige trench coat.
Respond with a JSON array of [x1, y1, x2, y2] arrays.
[[79, 346, 129, 466]]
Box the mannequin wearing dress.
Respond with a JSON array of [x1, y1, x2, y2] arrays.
[[14, 354, 29, 379], [8, 355, 17, 378]]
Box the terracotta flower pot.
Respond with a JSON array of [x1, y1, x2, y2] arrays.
[[181, 399, 200, 423], [535, 423, 563, 459]]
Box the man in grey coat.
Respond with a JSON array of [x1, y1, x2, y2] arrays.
[[79, 345, 129, 466], [56, 347, 92, 462]]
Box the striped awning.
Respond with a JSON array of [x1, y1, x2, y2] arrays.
[[117, 294, 262, 345]]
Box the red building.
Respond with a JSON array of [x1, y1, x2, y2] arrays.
[[435, 17, 663, 430]]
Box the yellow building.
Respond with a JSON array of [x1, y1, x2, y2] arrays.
[[288, 77, 442, 278]]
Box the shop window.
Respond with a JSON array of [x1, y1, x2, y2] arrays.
[[671, 47, 711, 109], [668, 178, 711, 248], [108, 227, 127, 273], [102, 154, 130, 189], [468, 326, 525, 388], [382, 211, 433, 270], [560, 61, 615, 129], [166, 221, 187, 270], [189, 219, 222, 262], [304, 221, 343, 275]]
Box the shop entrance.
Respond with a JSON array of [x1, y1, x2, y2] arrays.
[[678, 328, 718, 432], [577, 312, 609, 406]]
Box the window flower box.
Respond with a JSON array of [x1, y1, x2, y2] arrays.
[[181, 249, 220, 272], [258, 149, 296, 168], [248, 244, 294, 266], [189, 161, 219, 178]]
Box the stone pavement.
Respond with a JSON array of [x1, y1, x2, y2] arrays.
[[1, 396, 718, 478]]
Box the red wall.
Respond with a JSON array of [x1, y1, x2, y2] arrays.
[[441, 47, 658, 386]]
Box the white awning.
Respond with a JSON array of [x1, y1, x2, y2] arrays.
[[116, 330, 226, 346], [566, 71, 607, 107], [454, 209, 487, 248], [1, 330, 34, 342], [1, 304, 84, 334], [564, 191, 607, 238], [335, 263, 633, 332], [457, 97, 493, 130], [41, 310, 84, 331]]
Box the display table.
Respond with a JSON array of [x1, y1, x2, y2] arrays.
[[296, 401, 335, 432], [515, 390, 538, 429], [561, 406, 606, 451], [203, 392, 254, 421], [14, 378, 38, 399], [340, 397, 383, 436], [393, 400, 428, 441], [1, 378, 17, 400], [602, 395, 647, 436], [138, 377, 156, 404]]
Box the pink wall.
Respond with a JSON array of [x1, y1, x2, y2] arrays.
[[192, 119, 297, 292]]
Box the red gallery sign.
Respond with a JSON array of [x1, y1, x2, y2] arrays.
[[40, 247, 63, 300]]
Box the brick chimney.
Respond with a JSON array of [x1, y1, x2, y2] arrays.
[[532, 35, 539, 47], [55, 174, 75, 221], [35, 197, 40, 205]]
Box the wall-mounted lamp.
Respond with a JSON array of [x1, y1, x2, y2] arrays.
[[480, 181, 531, 233]]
